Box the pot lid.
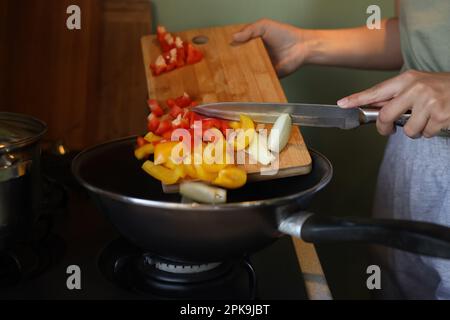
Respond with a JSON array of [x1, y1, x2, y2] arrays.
[[0, 112, 47, 154]]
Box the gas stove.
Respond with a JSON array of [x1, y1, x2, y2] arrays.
[[0, 152, 308, 300]]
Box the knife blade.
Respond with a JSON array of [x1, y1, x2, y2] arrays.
[[193, 102, 450, 136], [193, 102, 367, 130]]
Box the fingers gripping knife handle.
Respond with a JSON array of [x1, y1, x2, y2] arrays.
[[360, 108, 450, 137]]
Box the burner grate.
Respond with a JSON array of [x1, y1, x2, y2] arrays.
[[98, 238, 257, 299]]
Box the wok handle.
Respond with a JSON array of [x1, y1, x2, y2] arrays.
[[278, 212, 450, 259]]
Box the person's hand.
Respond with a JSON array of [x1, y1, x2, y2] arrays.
[[337, 70, 450, 138], [233, 19, 309, 77]]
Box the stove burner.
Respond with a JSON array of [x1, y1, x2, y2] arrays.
[[98, 238, 257, 299], [148, 256, 222, 274]]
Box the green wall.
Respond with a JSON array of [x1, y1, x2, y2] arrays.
[[151, 0, 398, 299]]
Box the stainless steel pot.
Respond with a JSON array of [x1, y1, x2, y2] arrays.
[[0, 112, 47, 248], [72, 137, 450, 263]]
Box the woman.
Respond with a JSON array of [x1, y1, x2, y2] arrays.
[[233, 0, 450, 299]]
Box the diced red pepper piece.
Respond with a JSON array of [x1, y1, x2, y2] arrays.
[[166, 98, 176, 109], [220, 120, 231, 136], [147, 113, 160, 133], [169, 105, 183, 118], [172, 118, 190, 130], [155, 120, 173, 136], [176, 48, 186, 68], [158, 30, 175, 53], [162, 130, 173, 141], [157, 26, 167, 42], [150, 55, 167, 76], [147, 99, 164, 117], [202, 118, 222, 130], [175, 93, 192, 108], [136, 136, 148, 148], [164, 49, 178, 72], [186, 43, 204, 65]]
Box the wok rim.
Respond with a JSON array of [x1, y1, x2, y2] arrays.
[[72, 136, 333, 211]]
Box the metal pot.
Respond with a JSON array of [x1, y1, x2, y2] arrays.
[[0, 112, 47, 248], [72, 137, 450, 263]]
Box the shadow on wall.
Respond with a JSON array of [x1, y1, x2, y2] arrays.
[[151, 0, 398, 299]]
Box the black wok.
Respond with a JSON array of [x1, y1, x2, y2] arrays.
[[72, 137, 450, 263]]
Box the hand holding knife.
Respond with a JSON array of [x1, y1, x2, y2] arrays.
[[193, 102, 450, 137]]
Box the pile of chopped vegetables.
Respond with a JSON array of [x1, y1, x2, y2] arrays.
[[150, 26, 204, 76], [135, 93, 251, 190], [135, 92, 293, 203]]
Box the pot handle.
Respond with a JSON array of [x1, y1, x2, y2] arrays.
[[278, 212, 450, 259]]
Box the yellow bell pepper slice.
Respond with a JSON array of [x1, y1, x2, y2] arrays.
[[144, 132, 162, 143], [183, 163, 198, 179], [229, 115, 255, 151], [174, 164, 187, 179], [213, 166, 247, 189], [154, 141, 182, 165], [182, 155, 198, 179], [142, 160, 181, 185], [229, 121, 241, 130], [195, 164, 218, 182], [202, 143, 228, 173], [134, 144, 155, 160]]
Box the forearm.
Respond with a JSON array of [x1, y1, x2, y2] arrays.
[[303, 18, 403, 70]]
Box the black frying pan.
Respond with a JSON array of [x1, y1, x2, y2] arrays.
[[72, 137, 450, 263]]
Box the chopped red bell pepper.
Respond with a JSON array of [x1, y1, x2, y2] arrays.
[[136, 136, 148, 148], [175, 37, 186, 67], [220, 120, 231, 135], [175, 92, 192, 108], [166, 98, 176, 109], [150, 55, 167, 76], [155, 120, 173, 136], [202, 118, 222, 130], [147, 99, 164, 117], [176, 48, 186, 68], [169, 104, 183, 118], [147, 113, 160, 133], [158, 31, 175, 53], [157, 26, 167, 44], [164, 49, 178, 72], [172, 117, 190, 130], [162, 130, 173, 141], [186, 43, 204, 65]]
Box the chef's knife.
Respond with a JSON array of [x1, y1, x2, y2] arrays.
[[193, 102, 450, 135]]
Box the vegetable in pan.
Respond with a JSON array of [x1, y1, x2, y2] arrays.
[[135, 94, 293, 192]]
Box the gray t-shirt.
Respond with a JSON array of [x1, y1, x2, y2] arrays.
[[373, 0, 450, 299]]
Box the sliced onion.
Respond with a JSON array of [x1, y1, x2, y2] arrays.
[[179, 182, 227, 204], [268, 114, 292, 153], [247, 131, 275, 166]]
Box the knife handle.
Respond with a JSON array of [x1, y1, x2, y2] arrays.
[[360, 107, 450, 137]]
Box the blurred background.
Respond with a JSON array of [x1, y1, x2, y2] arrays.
[[0, 0, 397, 298]]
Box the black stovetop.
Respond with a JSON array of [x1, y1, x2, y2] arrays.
[[0, 153, 308, 300]]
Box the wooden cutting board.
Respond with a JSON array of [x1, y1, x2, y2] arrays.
[[141, 24, 312, 187]]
